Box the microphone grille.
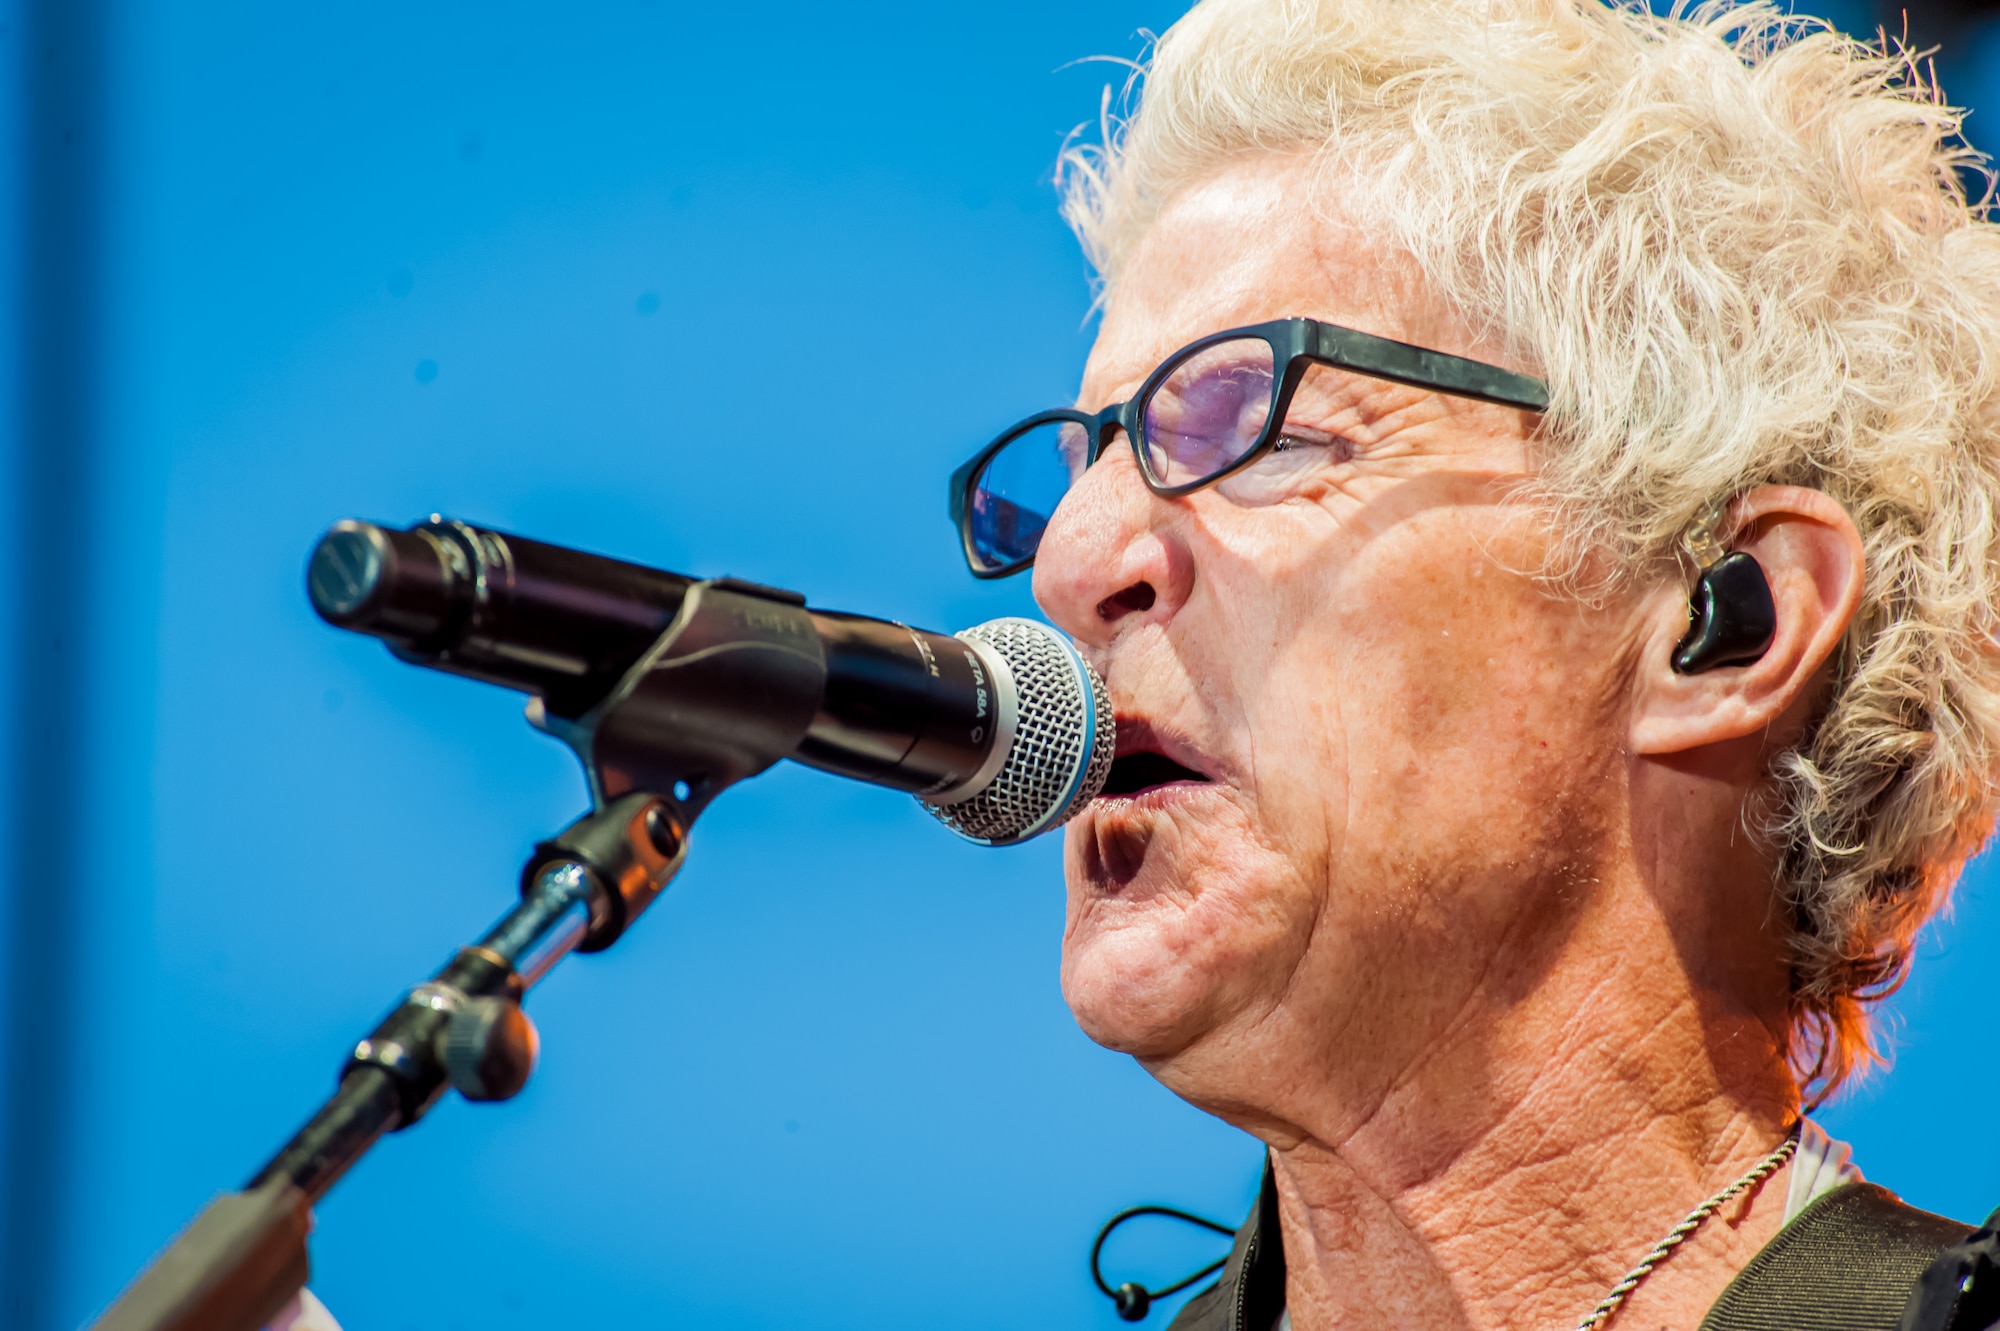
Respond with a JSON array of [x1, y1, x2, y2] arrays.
[[922, 618, 1114, 847]]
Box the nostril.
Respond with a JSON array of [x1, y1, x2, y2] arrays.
[[1095, 582, 1156, 621]]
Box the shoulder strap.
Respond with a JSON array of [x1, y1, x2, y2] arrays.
[[1167, 1161, 1285, 1331], [1700, 1183, 1972, 1331], [1897, 1202, 2000, 1331]]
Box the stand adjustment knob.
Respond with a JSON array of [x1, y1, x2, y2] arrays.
[[441, 996, 539, 1102]]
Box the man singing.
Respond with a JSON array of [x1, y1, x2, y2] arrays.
[[948, 0, 2000, 1326]]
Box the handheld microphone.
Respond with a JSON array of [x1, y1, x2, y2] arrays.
[[306, 517, 1114, 845]]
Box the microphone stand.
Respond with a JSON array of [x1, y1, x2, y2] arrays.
[[89, 577, 836, 1331]]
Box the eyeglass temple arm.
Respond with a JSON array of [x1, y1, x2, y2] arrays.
[[1310, 324, 1549, 412]]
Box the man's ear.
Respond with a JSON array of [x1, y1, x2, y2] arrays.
[[1631, 486, 1864, 757]]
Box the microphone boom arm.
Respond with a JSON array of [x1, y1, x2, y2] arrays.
[[87, 573, 839, 1331]]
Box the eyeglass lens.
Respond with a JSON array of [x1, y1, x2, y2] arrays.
[[1139, 337, 1277, 488], [967, 418, 1090, 572], [965, 335, 1279, 572]]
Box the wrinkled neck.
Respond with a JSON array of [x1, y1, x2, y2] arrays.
[[1262, 859, 1799, 1331]]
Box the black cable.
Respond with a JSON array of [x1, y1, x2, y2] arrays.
[[1090, 1205, 1235, 1322]]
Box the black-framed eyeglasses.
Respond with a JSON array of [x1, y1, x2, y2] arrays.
[[948, 317, 1550, 578]]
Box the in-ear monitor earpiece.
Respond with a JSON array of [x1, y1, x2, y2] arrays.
[[1672, 551, 1777, 673]]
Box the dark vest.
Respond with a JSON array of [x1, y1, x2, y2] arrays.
[[1165, 1164, 2000, 1331]]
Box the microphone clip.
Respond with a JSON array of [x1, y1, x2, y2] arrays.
[[528, 576, 829, 832]]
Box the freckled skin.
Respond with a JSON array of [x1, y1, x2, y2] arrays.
[[1030, 155, 1865, 1331]]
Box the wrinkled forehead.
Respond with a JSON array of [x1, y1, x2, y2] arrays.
[[1082, 153, 1502, 409]]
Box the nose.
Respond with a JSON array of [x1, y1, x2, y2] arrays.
[[1032, 440, 1194, 649]]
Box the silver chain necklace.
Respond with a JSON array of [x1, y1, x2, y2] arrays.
[[1572, 1122, 1801, 1331]]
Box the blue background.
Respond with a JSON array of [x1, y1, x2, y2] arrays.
[[1, 2, 1994, 1329]]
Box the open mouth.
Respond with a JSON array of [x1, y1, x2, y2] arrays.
[[1100, 749, 1213, 798]]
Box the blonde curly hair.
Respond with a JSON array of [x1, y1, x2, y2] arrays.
[[1058, 0, 2000, 1101]]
